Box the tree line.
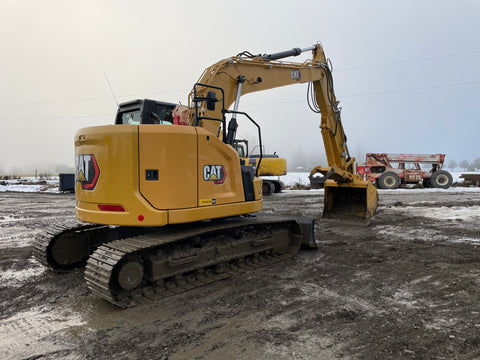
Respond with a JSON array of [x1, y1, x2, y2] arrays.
[[447, 158, 480, 171]]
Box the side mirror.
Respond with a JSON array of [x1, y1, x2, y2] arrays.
[[206, 91, 217, 111]]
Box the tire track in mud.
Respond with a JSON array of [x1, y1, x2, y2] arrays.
[[0, 307, 83, 359], [0, 232, 40, 249]]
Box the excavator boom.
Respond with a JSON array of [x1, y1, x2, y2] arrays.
[[189, 43, 378, 221]]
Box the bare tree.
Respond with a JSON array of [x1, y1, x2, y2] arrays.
[[467, 158, 480, 171], [447, 160, 457, 170], [459, 160, 469, 171]]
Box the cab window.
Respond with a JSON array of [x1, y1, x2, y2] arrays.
[[121, 110, 142, 125]]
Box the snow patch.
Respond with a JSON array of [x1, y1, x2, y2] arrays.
[[376, 223, 479, 245], [1, 172, 480, 193], [0, 177, 60, 193], [396, 206, 480, 222], [376, 225, 449, 242]]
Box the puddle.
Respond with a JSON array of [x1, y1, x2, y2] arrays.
[[66, 295, 172, 331]]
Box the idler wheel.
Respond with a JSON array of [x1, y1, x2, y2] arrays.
[[49, 232, 89, 269], [116, 258, 144, 290]]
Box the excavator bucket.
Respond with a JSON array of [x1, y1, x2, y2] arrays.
[[323, 179, 378, 222]]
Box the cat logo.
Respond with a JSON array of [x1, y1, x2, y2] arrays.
[[291, 69, 301, 81], [76, 154, 100, 190], [203, 165, 226, 184]]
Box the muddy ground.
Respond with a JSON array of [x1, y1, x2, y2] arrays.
[[0, 189, 479, 360]]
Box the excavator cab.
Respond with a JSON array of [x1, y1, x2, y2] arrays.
[[115, 99, 177, 125]]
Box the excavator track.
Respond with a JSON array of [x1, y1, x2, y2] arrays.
[[32, 220, 108, 270], [85, 215, 303, 308], [32, 221, 153, 270]]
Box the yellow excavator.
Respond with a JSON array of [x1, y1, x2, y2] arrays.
[[33, 43, 377, 307], [233, 139, 286, 195]]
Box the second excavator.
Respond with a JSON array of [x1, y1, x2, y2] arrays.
[[233, 139, 286, 195], [33, 43, 378, 307]]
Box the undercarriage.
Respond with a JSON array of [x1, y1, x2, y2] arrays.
[[33, 214, 311, 307]]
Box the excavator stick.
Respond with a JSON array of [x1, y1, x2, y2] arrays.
[[323, 179, 378, 222]]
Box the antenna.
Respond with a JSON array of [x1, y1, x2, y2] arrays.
[[104, 72, 119, 106]]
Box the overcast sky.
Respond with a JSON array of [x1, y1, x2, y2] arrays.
[[1, 0, 479, 174]]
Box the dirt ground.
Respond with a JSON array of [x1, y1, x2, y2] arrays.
[[1, 189, 479, 360]]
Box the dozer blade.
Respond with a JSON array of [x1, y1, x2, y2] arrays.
[[288, 217, 317, 248], [323, 179, 378, 222]]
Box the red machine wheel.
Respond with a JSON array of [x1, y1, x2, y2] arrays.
[[378, 172, 400, 189], [430, 170, 453, 189]]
